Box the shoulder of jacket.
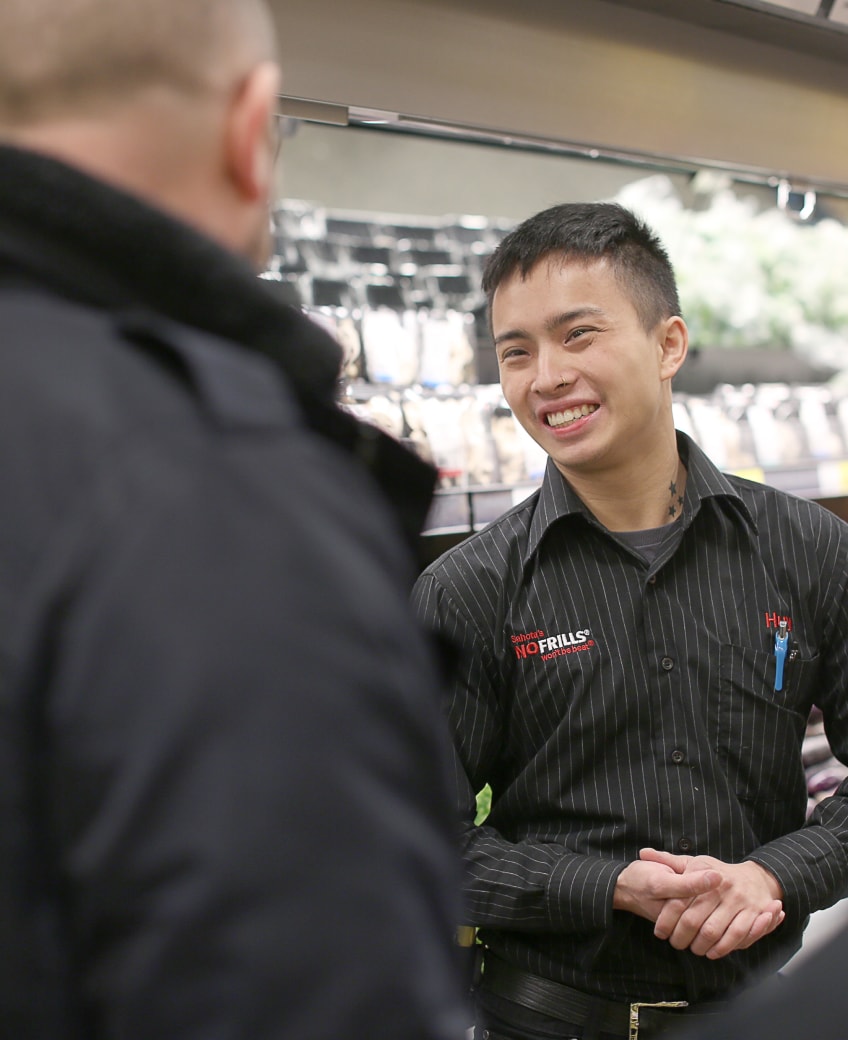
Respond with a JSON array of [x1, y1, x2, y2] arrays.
[[0, 288, 300, 432], [116, 309, 301, 431]]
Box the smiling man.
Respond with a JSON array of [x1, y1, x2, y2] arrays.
[[490, 240, 686, 528], [412, 202, 848, 1040]]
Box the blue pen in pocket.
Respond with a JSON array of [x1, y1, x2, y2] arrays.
[[774, 619, 789, 692]]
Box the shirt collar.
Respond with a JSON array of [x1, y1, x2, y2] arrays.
[[680, 432, 756, 530], [524, 430, 756, 566]]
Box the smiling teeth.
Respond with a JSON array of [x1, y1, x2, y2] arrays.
[[546, 404, 598, 428]]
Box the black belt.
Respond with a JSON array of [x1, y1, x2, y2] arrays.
[[480, 955, 730, 1040]]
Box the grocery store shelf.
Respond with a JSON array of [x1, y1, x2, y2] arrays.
[[422, 462, 848, 538], [425, 481, 541, 537], [733, 459, 848, 499]]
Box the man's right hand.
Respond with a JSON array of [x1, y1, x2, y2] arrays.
[[613, 857, 722, 923]]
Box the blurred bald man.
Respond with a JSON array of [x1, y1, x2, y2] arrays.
[[0, 2, 469, 1038]]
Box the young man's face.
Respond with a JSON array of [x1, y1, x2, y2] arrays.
[[492, 256, 681, 481]]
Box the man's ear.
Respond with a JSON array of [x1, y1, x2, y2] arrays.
[[222, 61, 282, 203], [658, 316, 688, 382]]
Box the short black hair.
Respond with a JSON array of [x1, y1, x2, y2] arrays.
[[482, 202, 681, 332]]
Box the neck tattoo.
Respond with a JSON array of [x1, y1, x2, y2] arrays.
[[667, 475, 685, 519]]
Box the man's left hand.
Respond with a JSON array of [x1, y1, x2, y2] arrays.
[[639, 848, 785, 959]]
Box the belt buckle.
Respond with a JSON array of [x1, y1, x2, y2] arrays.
[[628, 1000, 688, 1040]]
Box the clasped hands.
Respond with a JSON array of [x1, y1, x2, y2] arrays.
[[613, 848, 785, 960]]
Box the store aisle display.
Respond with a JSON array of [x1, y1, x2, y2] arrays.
[[265, 196, 848, 532]]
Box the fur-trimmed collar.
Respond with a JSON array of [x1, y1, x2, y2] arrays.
[[0, 142, 342, 407]]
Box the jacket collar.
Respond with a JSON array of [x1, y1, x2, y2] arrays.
[[0, 143, 437, 558], [0, 143, 343, 407]]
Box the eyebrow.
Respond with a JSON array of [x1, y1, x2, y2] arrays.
[[494, 306, 606, 348]]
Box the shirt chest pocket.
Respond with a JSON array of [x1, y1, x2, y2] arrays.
[[711, 643, 819, 807]]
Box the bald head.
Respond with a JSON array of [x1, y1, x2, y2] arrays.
[[0, 0, 283, 268], [0, 0, 277, 123]]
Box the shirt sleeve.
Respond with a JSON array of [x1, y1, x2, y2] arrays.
[[412, 569, 625, 936]]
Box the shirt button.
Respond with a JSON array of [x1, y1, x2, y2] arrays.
[[661, 657, 674, 671], [678, 837, 693, 853], [671, 749, 685, 764], [648, 575, 657, 585]]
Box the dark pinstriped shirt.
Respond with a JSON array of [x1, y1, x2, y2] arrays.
[[412, 433, 848, 1004]]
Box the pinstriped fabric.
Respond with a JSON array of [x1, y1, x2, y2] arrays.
[[412, 433, 848, 1003]]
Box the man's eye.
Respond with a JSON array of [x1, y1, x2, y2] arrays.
[[567, 327, 593, 342], [499, 346, 526, 361]]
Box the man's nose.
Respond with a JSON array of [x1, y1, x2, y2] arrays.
[[532, 347, 574, 394]]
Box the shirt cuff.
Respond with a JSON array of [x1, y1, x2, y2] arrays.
[[746, 827, 848, 920], [545, 854, 626, 932]]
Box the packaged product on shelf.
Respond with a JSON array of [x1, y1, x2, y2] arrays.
[[762, 385, 811, 465], [336, 316, 364, 382], [676, 396, 733, 469], [795, 385, 848, 460], [341, 388, 405, 442], [417, 310, 475, 388], [746, 384, 805, 468], [517, 418, 548, 482], [686, 389, 757, 470], [838, 393, 848, 449], [486, 389, 547, 486], [304, 307, 363, 381], [671, 395, 698, 441], [461, 390, 498, 487], [715, 385, 759, 469], [415, 394, 469, 488], [360, 308, 420, 385], [400, 392, 435, 467], [489, 400, 528, 486]]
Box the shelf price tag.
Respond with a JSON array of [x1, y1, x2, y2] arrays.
[[816, 461, 848, 496], [731, 466, 766, 486]]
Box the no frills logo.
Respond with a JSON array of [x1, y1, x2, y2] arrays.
[[512, 628, 596, 662]]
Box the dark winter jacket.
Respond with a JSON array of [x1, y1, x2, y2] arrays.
[[0, 144, 468, 1040]]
